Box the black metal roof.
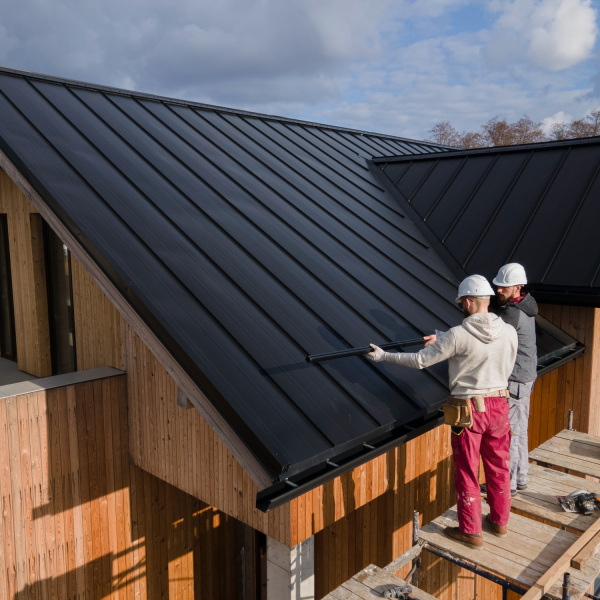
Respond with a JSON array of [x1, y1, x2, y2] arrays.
[[0, 68, 587, 511], [374, 138, 600, 304], [0, 67, 465, 506]]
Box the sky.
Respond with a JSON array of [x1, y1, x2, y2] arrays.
[[1, 0, 600, 141]]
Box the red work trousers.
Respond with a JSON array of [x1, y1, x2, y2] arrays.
[[450, 396, 511, 534]]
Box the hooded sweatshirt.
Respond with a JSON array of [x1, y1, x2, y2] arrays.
[[494, 293, 537, 384], [382, 313, 517, 397]]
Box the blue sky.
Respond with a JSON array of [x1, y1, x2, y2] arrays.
[[1, 0, 599, 141]]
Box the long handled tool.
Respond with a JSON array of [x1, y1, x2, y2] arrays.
[[306, 338, 424, 363]]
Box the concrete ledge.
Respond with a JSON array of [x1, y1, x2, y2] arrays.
[[0, 366, 125, 400]]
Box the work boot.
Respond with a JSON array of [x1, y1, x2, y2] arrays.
[[517, 483, 527, 491], [486, 514, 508, 537], [444, 526, 483, 548]]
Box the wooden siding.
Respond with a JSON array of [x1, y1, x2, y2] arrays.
[[0, 171, 50, 377], [532, 305, 600, 442], [71, 257, 124, 372], [123, 319, 292, 546], [0, 373, 262, 600]]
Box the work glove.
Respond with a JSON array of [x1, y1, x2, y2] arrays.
[[367, 343, 386, 362]]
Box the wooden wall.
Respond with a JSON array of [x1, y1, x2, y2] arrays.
[[0, 373, 262, 600], [67, 255, 292, 545], [0, 171, 51, 377], [532, 305, 600, 442], [123, 319, 292, 545], [312, 426, 503, 599]]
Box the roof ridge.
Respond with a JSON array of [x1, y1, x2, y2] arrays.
[[0, 64, 443, 148], [373, 135, 600, 163]]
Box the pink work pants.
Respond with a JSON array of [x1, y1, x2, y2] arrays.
[[450, 396, 511, 534]]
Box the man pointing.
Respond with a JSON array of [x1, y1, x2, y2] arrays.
[[367, 275, 517, 547]]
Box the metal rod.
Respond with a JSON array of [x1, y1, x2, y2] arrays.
[[563, 572, 571, 600], [568, 409, 574, 430], [412, 510, 420, 588], [423, 544, 529, 596], [306, 338, 424, 363]]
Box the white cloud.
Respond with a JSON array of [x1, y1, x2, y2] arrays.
[[0, 0, 599, 142], [485, 0, 598, 71]]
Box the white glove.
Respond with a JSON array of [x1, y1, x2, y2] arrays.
[[367, 343, 386, 362]]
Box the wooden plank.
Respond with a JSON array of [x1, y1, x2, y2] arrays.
[[510, 463, 600, 532], [529, 446, 600, 477], [28, 392, 49, 599], [571, 530, 600, 570], [420, 506, 571, 586], [519, 508, 600, 600], [101, 377, 118, 599]]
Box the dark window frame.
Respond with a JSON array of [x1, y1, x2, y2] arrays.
[[43, 222, 77, 375], [0, 214, 16, 360]]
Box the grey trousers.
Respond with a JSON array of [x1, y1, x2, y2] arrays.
[[508, 380, 535, 491]]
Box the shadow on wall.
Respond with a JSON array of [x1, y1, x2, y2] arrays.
[[314, 434, 455, 598], [1, 374, 262, 600]]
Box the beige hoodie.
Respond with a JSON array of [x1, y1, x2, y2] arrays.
[[382, 313, 517, 397]]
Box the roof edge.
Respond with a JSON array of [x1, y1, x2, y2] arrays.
[[528, 284, 600, 307], [0, 144, 280, 489], [0, 65, 444, 149], [372, 135, 600, 163]]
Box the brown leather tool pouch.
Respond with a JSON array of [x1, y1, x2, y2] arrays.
[[472, 395, 486, 413], [442, 397, 473, 428]]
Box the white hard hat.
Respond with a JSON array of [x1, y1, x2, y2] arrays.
[[455, 275, 495, 303], [492, 263, 527, 286]]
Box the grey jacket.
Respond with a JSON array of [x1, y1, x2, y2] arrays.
[[495, 293, 538, 384]]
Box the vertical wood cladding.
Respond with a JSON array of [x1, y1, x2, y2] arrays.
[[311, 427, 503, 599], [0, 375, 262, 600], [70, 256, 124, 372], [123, 319, 291, 545], [533, 305, 600, 441], [0, 171, 51, 376]]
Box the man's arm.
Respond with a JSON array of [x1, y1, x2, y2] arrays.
[[368, 330, 456, 369]]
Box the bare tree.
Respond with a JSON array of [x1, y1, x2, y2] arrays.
[[429, 109, 600, 148], [428, 122, 462, 147], [428, 122, 485, 148], [481, 115, 544, 146], [511, 116, 546, 144], [549, 122, 570, 141], [458, 131, 486, 149]]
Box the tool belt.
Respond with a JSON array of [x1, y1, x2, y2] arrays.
[[442, 389, 509, 427]]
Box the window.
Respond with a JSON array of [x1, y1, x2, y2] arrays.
[[43, 223, 76, 374], [0, 215, 16, 360]]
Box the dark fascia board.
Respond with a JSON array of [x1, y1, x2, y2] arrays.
[[371, 135, 600, 163], [527, 284, 600, 307], [256, 411, 445, 512], [535, 314, 586, 377]]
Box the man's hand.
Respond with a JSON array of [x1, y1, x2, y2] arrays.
[[367, 343, 386, 362], [423, 334, 437, 347]]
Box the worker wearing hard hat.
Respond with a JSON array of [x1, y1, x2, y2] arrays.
[[490, 263, 537, 497], [367, 275, 517, 548]]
